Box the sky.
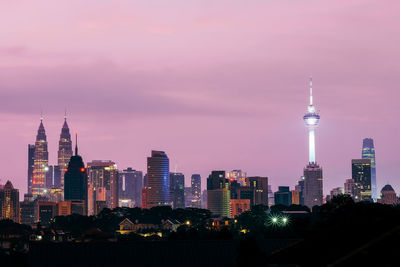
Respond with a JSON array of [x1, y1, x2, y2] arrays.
[[0, 0, 399, 196]]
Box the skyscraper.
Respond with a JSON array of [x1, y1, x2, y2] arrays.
[[274, 186, 292, 206], [27, 144, 35, 194], [32, 118, 49, 198], [146, 150, 170, 208], [64, 134, 88, 215], [352, 159, 372, 201], [207, 171, 231, 218], [169, 172, 185, 209], [344, 178, 361, 201], [226, 170, 247, 186], [87, 160, 119, 214], [118, 168, 143, 207], [191, 174, 201, 208], [362, 138, 377, 201], [303, 78, 323, 208], [45, 165, 61, 189], [58, 116, 73, 188], [247, 176, 268, 206], [0, 181, 20, 223]]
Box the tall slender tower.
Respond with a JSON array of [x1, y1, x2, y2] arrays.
[[303, 77, 320, 163], [32, 117, 49, 198], [146, 150, 170, 208], [302, 78, 323, 208], [362, 138, 377, 201], [58, 113, 73, 188]]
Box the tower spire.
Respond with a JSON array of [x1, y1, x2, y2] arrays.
[[64, 108, 67, 121], [75, 132, 78, 156], [40, 110, 43, 122]]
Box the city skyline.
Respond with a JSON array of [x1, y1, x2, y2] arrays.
[[0, 1, 399, 196]]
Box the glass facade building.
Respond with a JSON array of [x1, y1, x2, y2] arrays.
[[362, 138, 377, 201]]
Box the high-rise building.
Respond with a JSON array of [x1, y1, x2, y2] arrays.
[[0, 181, 20, 223], [207, 171, 231, 218], [268, 185, 275, 207], [352, 159, 372, 201], [20, 194, 36, 226], [58, 116, 73, 188], [64, 135, 88, 215], [274, 186, 292, 206], [378, 184, 399, 205], [169, 172, 185, 209], [45, 165, 62, 189], [118, 168, 143, 207], [327, 187, 344, 202], [38, 202, 57, 226], [27, 144, 35, 194], [303, 163, 323, 207], [226, 170, 247, 186], [230, 199, 250, 218], [302, 78, 323, 208], [87, 160, 119, 214], [191, 174, 201, 208], [362, 138, 377, 201], [247, 176, 268, 206], [291, 190, 300, 205], [184, 187, 193, 207], [344, 178, 361, 201], [295, 177, 305, 205], [146, 151, 170, 208], [32, 118, 49, 198]]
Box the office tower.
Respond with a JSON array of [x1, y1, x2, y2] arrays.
[[47, 188, 63, 203], [303, 78, 323, 208], [57, 201, 72, 216], [38, 202, 57, 226], [291, 190, 300, 205], [191, 174, 201, 208], [247, 176, 268, 206], [87, 160, 119, 214], [201, 190, 207, 209], [20, 194, 36, 226], [142, 187, 149, 209], [58, 116, 73, 188], [45, 165, 62, 189], [344, 178, 361, 201], [274, 186, 292, 206], [32, 118, 49, 198], [226, 170, 247, 186], [268, 185, 275, 206], [27, 144, 35, 194], [362, 138, 377, 201], [118, 168, 143, 207], [328, 187, 344, 201], [303, 163, 323, 207], [64, 135, 88, 215], [379, 184, 399, 205], [169, 172, 185, 209], [295, 177, 305, 205], [0, 181, 20, 223], [184, 187, 193, 207], [143, 174, 148, 187], [230, 199, 250, 218], [207, 171, 231, 218], [146, 151, 170, 208], [352, 159, 372, 201]]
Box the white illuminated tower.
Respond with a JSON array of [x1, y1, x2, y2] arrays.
[[303, 77, 320, 163]]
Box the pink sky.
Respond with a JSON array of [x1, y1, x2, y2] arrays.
[[0, 0, 399, 196]]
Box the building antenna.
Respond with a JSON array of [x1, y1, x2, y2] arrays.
[[174, 164, 178, 173], [309, 76, 313, 105], [64, 108, 67, 121], [40, 110, 43, 122], [75, 132, 78, 156]]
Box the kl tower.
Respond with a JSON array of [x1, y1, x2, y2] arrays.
[[302, 77, 323, 208]]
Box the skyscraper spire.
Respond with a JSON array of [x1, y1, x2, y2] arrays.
[[309, 76, 313, 105], [64, 108, 67, 121], [303, 77, 320, 163], [75, 132, 78, 156], [58, 113, 73, 189]]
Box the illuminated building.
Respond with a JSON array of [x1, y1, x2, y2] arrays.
[[58, 115, 73, 189], [268, 185, 275, 206], [191, 174, 201, 208], [32, 117, 49, 198], [303, 163, 323, 207], [142, 187, 149, 209], [87, 160, 118, 214], [0, 181, 20, 223], [64, 134, 88, 215], [146, 151, 170, 208], [344, 178, 360, 201], [57, 201, 72, 216], [226, 170, 247, 186], [291, 190, 300, 205], [170, 172, 185, 209], [184, 187, 193, 207], [362, 138, 377, 201], [207, 171, 231, 218], [352, 159, 372, 201], [38, 202, 57, 226], [274, 186, 292, 206], [247, 176, 268, 206], [118, 168, 142, 207], [27, 144, 35, 194], [378, 184, 399, 205], [45, 165, 61, 189], [295, 177, 305, 205], [230, 199, 250, 218], [302, 78, 323, 208]]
